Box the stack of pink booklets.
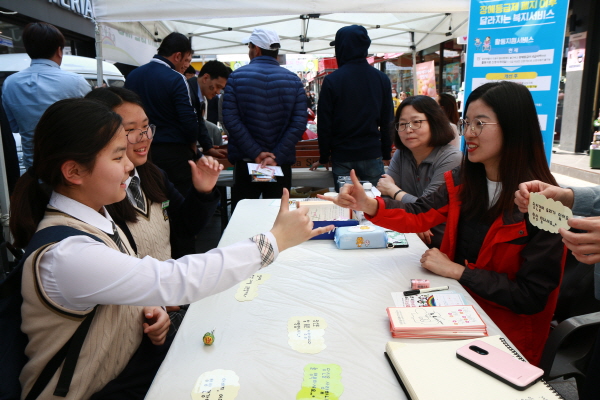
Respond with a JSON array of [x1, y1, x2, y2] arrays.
[[386, 305, 488, 339]]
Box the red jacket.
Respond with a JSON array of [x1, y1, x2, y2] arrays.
[[368, 169, 565, 364]]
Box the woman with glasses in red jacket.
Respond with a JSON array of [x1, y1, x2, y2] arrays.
[[321, 81, 566, 365]]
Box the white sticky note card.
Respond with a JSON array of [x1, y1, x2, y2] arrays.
[[234, 273, 270, 302], [528, 192, 572, 233], [191, 369, 240, 400], [287, 316, 328, 354]]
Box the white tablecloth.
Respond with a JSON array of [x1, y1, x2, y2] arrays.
[[145, 199, 503, 399]]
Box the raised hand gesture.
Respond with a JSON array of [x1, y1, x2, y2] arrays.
[[189, 156, 224, 194]]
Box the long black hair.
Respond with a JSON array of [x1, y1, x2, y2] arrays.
[[459, 81, 557, 222], [85, 87, 167, 223], [10, 99, 122, 248]]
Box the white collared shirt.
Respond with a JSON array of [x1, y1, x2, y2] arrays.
[[39, 192, 278, 311]]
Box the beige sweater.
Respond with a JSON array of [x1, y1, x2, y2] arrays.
[[126, 193, 172, 261], [20, 209, 144, 400]]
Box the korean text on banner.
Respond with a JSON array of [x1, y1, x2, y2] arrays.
[[464, 0, 569, 162]]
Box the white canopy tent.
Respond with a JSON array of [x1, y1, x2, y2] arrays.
[[162, 12, 468, 55], [91, 0, 470, 55]]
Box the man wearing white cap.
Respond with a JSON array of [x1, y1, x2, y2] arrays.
[[223, 28, 307, 211]]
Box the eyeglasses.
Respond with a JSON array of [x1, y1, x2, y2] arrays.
[[458, 118, 498, 137], [395, 120, 427, 132], [126, 124, 155, 144]]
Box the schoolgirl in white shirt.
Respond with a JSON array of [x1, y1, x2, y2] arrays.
[[11, 98, 333, 399]]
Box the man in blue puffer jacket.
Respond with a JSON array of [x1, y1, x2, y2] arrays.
[[223, 28, 307, 211]]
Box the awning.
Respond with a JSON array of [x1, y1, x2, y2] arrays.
[[92, 1, 470, 55]]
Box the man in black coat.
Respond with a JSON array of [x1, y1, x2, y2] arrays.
[[310, 25, 394, 191]]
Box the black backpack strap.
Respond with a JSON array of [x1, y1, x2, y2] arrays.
[[53, 305, 97, 396], [25, 307, 98, 399], [21, 226, 103, 399]]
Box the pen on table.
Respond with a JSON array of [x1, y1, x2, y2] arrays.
[[403, 285, 449, 296]]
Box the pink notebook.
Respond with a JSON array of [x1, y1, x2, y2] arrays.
[[386, 305, 488, 339]]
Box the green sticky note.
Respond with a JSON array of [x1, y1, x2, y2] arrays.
[[296, 364, 343, 400]]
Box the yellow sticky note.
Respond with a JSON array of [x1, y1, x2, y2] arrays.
[[191, 369, 240, 400], [296, 364, 343, 400], [288, 316, 328, 354], [528, 192, 572, 233], [234, 273, 270, 302]]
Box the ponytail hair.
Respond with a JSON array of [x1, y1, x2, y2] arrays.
[[10, 98, 122, 248], [86, 87, 167, 223]]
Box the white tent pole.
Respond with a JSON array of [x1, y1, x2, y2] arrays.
[[319, 13, 444, 28], [415, 13, 449, 48], [95, 21, 104, 87], [179, 16, 299, 32], [411, 32, 417, 96]]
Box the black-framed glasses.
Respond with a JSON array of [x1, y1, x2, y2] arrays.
[[395, 120, 427, 132], [126, 124, 155, 144], [458, 118, 498, 137]]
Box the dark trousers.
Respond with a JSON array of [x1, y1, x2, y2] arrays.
[[150, 143, 198, 258], [332, 157, 385, 192], [90, 334, 173, 400], [231, 161, 292, 212]]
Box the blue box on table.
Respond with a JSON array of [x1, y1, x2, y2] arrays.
[[334, 225, 388, 249], [311, 220, 359, 240]]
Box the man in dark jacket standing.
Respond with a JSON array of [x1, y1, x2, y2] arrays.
[[125, 33, 196, 196], [223, 28, 306, 211], [126, 33, 199, 258], [310, 25, 394, 190]]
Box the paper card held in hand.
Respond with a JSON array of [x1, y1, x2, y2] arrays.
[[528, 192, 572, 233], [247, 163, 284, 176]]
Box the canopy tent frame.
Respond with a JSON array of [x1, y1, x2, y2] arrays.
[[173, 12, 466, 54], [90, 1, 470, 69]]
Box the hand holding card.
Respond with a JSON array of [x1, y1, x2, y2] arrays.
[[527, 192, 572, 233]]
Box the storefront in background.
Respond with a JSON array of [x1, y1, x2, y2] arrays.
[[382, 38, 464, 105], [0, 0, 95, 59], [558, 0, 600, 154]]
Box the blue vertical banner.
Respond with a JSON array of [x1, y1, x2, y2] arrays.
[[464, 0, 569, 162]]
